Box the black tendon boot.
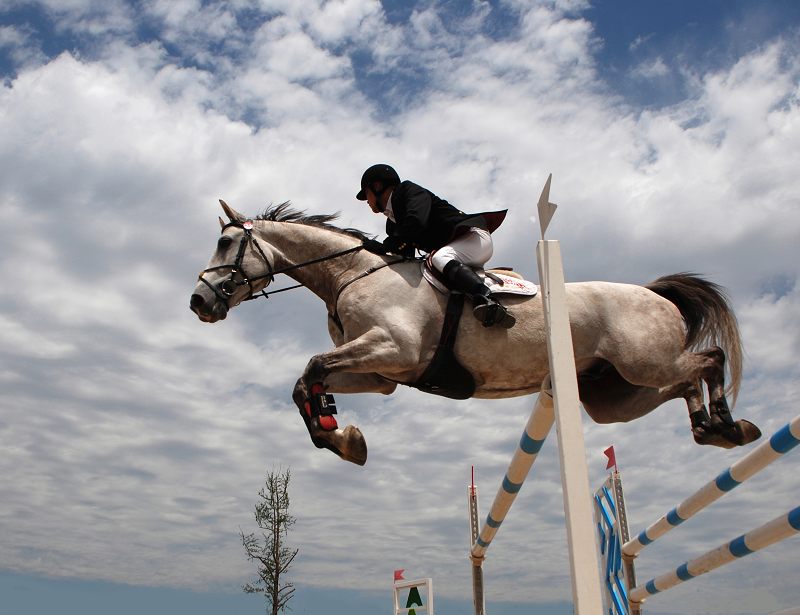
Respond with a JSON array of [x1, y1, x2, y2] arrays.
[[442, 260, 515, 328]]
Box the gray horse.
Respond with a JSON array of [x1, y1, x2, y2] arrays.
[[190, 200, 761, 465]]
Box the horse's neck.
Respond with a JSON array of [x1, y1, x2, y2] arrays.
[[261, 222, 371, 307]]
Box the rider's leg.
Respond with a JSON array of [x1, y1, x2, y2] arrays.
[[441, 261, 515, 328], [431, 230, 515, 328]]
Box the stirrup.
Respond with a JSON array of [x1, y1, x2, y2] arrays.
[[473, 301, 515, 329]]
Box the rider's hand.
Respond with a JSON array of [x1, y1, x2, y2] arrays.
[[382, 236, 407, 255], [362, 238, 388, 255]]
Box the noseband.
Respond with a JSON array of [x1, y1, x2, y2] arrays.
[[197, 219, 365, 305]]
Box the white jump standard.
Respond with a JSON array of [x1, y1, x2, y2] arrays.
[[468, 176, 604, 615]]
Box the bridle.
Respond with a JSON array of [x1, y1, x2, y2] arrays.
[[197, 219, 366, 305]]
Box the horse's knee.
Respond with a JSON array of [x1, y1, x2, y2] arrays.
[[698, 346, 725, 380], [304, 355, 329, 385]]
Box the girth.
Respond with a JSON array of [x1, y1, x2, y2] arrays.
[[410, 292, 476, 400]]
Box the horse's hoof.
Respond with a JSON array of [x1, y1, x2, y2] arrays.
[[692, 419, 762, 449], [692, 424, 736, 449], [733, 419, 762, 446], [712, 416, 762, 447], [338, 425, 368, 466], [308, 425, 368, 465]]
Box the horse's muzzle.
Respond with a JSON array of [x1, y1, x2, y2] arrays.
[[190, 293, 228, 322]]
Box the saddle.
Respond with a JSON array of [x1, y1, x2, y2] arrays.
[[421, 261, 539, 297], [410, 263, 538, 400]]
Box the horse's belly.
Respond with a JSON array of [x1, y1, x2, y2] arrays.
[[454, 300, 551, 397]]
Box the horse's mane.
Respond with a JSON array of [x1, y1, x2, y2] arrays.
[[256, 202, 371, 241]]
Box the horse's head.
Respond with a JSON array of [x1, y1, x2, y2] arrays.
[[190, 200, 275, 323]]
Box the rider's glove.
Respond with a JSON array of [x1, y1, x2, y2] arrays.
[[362, 238, 389, 255], [382, 236, 411, 255]]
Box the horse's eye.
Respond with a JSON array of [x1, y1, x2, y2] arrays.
[[218, 236, 233, 251]]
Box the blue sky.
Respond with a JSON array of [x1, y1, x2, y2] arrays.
[[1, 1, 799, 614]]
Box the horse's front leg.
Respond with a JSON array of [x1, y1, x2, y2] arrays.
[[292, 328, 411, 466]]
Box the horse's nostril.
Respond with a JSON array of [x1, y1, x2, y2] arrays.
[[190, 294, 205, 310]]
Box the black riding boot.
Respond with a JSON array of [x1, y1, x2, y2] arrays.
[[442, 260, 515, 329]]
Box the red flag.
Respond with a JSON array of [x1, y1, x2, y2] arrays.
[[604, 445, 617, 471], [394, 569, 405, 582]]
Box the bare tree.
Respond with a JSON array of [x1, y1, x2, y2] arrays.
[[240, 467, 298, 615]]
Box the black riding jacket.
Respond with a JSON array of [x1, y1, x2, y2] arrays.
[[384, 181, 506, 254]]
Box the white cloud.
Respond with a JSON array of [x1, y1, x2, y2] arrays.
[[0, 24, 47, 70], [739, 285, 800, 375], [305, 0, 381, 44], [0, 2, 799, 613], [0, 24, 26, 47], [0, 314, 76, 359], [252, 20, 351, 81], [631, 55, 670, 79], [629, 32, 654, 51], [32, 0, 136, 36]]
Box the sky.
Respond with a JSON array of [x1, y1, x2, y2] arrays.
[[1, 1, 799, 614]]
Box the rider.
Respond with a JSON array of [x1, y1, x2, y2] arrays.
[[356, 163, 515, 328]]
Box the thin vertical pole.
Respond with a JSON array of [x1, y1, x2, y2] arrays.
[[468, 474, 485, 615]]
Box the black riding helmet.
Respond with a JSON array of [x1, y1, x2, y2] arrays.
[[356, 164, 401, 200]]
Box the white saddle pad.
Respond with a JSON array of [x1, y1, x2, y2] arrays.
[[421, 262, 538, 297]]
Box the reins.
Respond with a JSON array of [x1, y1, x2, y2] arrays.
[[246, 244, 365, 301]]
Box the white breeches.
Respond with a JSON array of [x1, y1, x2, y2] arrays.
[[429, 228, 493, 273]]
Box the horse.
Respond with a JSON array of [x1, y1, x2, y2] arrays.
[[189, 200, 761, 466]]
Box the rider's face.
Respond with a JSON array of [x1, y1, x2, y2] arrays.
[[365, 186, 382, 213]]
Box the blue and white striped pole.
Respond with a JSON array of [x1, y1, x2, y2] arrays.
[[623, 414, 800, 559], [629, 505, 800, 605], [469, 389, 555, 564]]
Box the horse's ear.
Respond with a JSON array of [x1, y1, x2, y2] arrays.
[[218, 216, 226, 229], [219, 199, 245, 222]]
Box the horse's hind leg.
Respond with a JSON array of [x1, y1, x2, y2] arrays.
[[687, 347, 761, 448]]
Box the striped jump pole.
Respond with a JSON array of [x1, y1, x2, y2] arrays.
[[629, 505, 800, 606], [469, 388, 555, 565], [599, 415, 800, 613], [469, 386, 556, 615], [623, 414, 800, 560], [468, 175, 604, 615]]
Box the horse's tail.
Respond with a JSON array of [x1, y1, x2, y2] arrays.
[[646, 272, 743, 406]]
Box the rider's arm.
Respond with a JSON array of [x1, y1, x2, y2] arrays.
[[391, 181, 431, 245]]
